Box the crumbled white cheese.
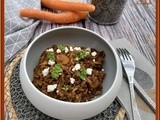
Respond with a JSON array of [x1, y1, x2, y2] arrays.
[[74, 47, 81, 51], [70, 78, 75, 84], [42, 68, 49, 76], [70, 46, 73, 51], [46, 48, 54, 52], [93, 59, 95, 62], [56, 90, 59, 93], [102, 69, 104, 71], [74, 64, 81, 71], [65, 47, 69, 53], [72, 64, 81, 71], [59, 73, 62, 75], [91, 51, 97, 56], [76, 57, 79, 61], [56, 49, 61, 53], [72, 67, 75, 72], [48, 60, 55, 66], [86, 68, 93, 75], [86, 47, 91, 51], [47, 84, 57, 92]]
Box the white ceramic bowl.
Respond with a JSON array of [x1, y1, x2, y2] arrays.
[[20, 26, 122, 120]]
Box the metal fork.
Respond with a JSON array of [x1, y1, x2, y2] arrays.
[[117, 48, 141, 120]]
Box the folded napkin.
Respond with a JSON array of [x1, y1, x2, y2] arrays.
[[5, 0, 41, 63], [110, 38, 156, 120]]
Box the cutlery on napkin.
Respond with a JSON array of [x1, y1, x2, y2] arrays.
[[110, 38, 155, 120]]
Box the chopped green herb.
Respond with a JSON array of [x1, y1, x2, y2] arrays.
[[76, 51, 89, 60], [61, 85, 69, 91], [55, 64, 63, 72], [58, 45, 65, 51], [51, 64, 63, 79], [79, 68, 87, 80], [51, 71, 59, 79], [47, 52, 55, 61]]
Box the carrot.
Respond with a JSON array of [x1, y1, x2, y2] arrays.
[[20, 9, 88, 24], [56, 54, 69, 64], [41, 0, 95, 12]]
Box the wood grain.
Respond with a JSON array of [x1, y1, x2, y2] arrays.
[[84, 0, 155, 65], [30, 0, 155, 66]]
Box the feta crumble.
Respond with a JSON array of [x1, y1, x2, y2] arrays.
[[70, 78, 75, 84], [91, 51, 97, 56], [56, 90, 59, 93], [47, 84, 57, 92], [46, 48, 54, 52], [74, 47, 81, 51], [48, 60, 55, 66], [74, 64, 81, 71], [86, 47, 91, 51], [72, 67, 75, 72], [86, 68, 93, 75], [72, 64, 81, 71], [42, 68, 49, 76], [65, 47, 69, 53], [70, 46, 73, 51], [56, 49, 61, 53], [93, 59, 95, 62]]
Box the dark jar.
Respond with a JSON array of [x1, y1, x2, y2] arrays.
[[89, 0, 128, 25]]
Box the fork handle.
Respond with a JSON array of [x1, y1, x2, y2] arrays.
[[123, 73, 156, 113], [133, 78, 156, 113], [129, 82, 141, 120]]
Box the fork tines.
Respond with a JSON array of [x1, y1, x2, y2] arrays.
[[116, 48, 133, 61]]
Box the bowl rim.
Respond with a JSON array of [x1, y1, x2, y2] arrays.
[[22, 26, 121, 105]]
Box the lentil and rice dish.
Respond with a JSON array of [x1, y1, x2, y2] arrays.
[[32, 45, 106, 102]]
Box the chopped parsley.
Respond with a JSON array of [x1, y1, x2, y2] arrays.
[[61, 85, 69, 91], [76, 50, 89, 60], [58, 45, 65, 51], [47, 52, 55, 62], [51, 64, 63, 79], [79, 68, 87, 80]]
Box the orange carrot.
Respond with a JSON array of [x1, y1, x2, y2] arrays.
[[20, 9, 88, 24], [56, 54, 69, 64], [41, 0, 95, 12]]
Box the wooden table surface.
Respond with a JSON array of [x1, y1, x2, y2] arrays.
[[5, 0, 156, 119], [30, 0, 156, 65]]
